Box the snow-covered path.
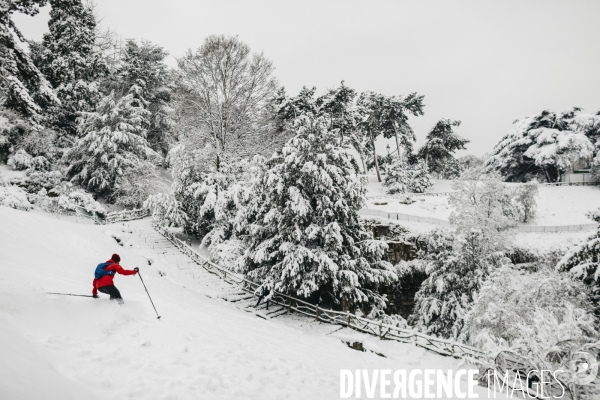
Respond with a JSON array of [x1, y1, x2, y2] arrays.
[[0, 207, 505, 399]]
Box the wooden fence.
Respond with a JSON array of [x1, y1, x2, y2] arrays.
[[153, 224, 488, 364], [26, 194, 150, 224]]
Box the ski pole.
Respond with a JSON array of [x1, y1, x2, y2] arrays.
[[47, 292, 95, 298], [136, 269, 161, 320]]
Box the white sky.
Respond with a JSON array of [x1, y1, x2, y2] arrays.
[[13, 0, 600, 156]]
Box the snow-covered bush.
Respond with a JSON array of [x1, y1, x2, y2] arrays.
[[144, 193, 186, 227], [12, 170, 63, 194], [111, 162, 164, 208], [0, 186, 32, 210], [368, 307, 408, 329], [463, 264, 597, 357], [558, 209, 600, 305], [512, 180, 539, 223], [57, 191, 106, 217], [236, 115, 396, 310], [7, 149, 33, 170], [408, 161, 433, 193]]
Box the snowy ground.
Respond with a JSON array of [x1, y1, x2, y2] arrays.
[[364, 174, 600, 226], [0, 206, 506, 400], [0, 163, 26, 184]]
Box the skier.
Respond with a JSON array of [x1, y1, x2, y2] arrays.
[[92, 254, 138, 303]]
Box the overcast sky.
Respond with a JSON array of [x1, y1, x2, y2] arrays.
[[14, 0, 600, 156]]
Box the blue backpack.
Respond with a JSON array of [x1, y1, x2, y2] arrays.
[[94, 261, 115, 280]]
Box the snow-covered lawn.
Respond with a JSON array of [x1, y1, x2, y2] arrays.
[[0, 206, 503, 400], [364, 174, 600, 226]]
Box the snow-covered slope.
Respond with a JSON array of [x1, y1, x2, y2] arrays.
[[0, 206, 504, 399]]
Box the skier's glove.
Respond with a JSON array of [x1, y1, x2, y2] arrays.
[[93, 295, 99, 299], [134, 267, 139, 272]]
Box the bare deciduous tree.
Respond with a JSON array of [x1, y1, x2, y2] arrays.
[[175, 35, 281, 169]]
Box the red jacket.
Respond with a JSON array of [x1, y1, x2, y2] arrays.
[[92, 261, 137, 295]]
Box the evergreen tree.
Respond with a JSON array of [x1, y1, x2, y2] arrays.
[[35, 0, 107, 138], [236, 115, 396, 309], [357, 92, 386, 182], [358, 91, 425, 182], [484, 108, 594, 182], [0, 0, 57, 122], [276, 82, 369, 172], [384, 155, 410, 194], [408, 161, 433, 193], [111, 40, 173, 157], [64, 91, 159, 198], [409, 230, 509, 339], [558, 209, 600, 306], [379, 92, 424, 158], [418, 119, 468, 176]]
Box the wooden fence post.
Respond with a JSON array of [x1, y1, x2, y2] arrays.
[[315, 305, 320, 321]]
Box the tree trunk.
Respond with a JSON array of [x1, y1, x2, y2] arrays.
[[358, 151, 367, 174], [543, 167, 552, 183], [393, 126, 401, 157], [424, 147, 429, 169], [370, 127, 382, 182]]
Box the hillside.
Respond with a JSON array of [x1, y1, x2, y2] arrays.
[[0, 206, 504, 400]]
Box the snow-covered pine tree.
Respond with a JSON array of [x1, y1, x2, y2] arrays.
[[384, 155, 410, 194], [63, 91, 159, 198], [379, 93, 424, 158], [276, 82, 370, 172], [418, 119, 468, 177], [357, 91, 425, 182], [236, 115, 396, 310], [409, 230, 510, 339], [0, 1, 57, 122], [408, 161, 433, 193], [35, 0, 107, 138], [558, 209, 600, 306], [484, 108, 594, 182], [111, 40, 173, 157]]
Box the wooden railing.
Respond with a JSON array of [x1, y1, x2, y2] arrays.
[[101, 208, 150, 224], [153, 223, 489, 364]]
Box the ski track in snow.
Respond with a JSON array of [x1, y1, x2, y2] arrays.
[[0, 207, 506, 399]]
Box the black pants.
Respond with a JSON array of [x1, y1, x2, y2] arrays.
[[98, 285, 123, 301]]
